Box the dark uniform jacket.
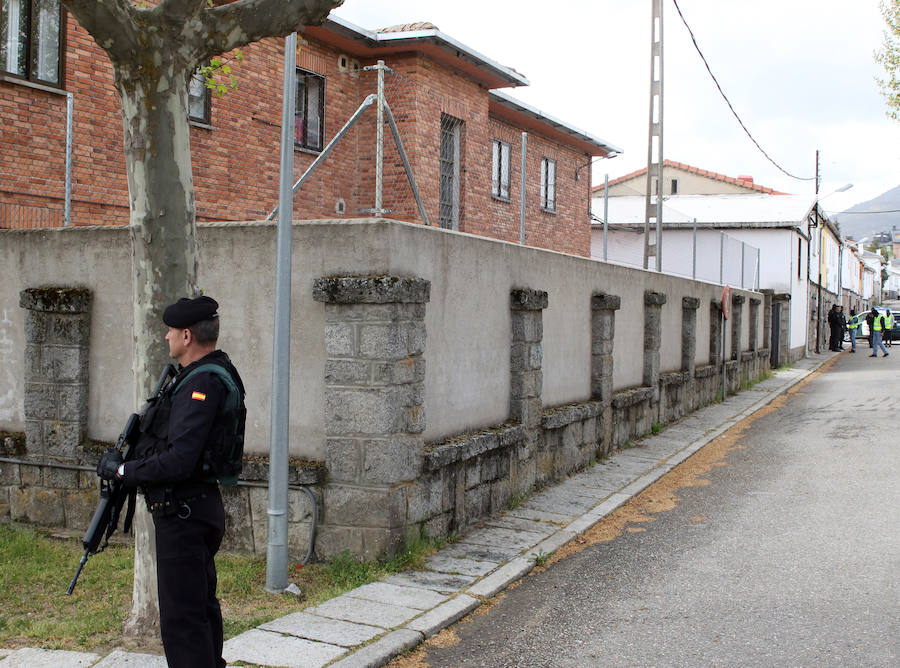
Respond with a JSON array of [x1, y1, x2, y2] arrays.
[[124, 350, 245, 488]]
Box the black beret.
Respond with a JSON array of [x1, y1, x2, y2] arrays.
[[163, 296, 219, 328]]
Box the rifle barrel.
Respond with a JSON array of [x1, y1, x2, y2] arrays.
[[66, 550, 89, 596]]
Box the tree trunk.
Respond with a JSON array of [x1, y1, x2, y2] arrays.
[[115, 56, 200, 637]]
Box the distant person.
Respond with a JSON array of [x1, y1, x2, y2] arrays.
[[869, 307, 889, 358], [827, 304, 843, 352], [884, 309, 894, 347], [847, 309, 860, 353], [866, 308, 876, 348]]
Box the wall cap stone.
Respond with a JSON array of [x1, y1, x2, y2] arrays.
[[611, 386, 654, 408], [749, 297, 761, 305], [772, 293, 792, 301], [20, 287, 92, 313], [424, 423, 525, 471], [659, 370, 690, 386], [644, 290, 667, 306], [541, 401, 602, 430], [591, 293, 621, 311], [313, 276, 430, 304], [682, 296, 701, 310], [510, 288, 548, 311], [732, 294, 746, 305], [694, 364, 718, 378]]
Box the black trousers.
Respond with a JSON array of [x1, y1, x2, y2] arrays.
[[153, 488, 226, 668]]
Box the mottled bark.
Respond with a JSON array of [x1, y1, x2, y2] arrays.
[[61, 0, 343, 638]]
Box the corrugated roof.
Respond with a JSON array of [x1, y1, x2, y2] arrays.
[[590, 194, 816, 227]]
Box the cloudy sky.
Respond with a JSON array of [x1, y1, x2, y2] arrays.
[[331, 0, 899, 214]]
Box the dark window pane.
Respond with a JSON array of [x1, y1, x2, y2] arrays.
[[30, 0, 60, 85]]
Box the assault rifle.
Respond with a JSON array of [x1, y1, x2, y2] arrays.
[[66, 364, 176, 595]]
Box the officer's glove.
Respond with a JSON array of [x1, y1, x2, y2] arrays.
[[97, 449, 124, 480]]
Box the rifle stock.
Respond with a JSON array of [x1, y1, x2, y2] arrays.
[[65, 364, 176, 595]]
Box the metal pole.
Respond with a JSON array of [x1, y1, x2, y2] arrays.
[[720, 232, 725, 285], [603, 173, 609, 261], [520, 132, 527, 245], [375, 60, 385, 214], [266, 31, 297, 595], [64, 92, 73, 226], [721, 313, 727, 399], [741, 241, 746, 288], [383, 101, 430, 226], [692, 218, 697, 279]]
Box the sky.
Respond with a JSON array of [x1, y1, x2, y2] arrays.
[[330, 0, 900, 215]]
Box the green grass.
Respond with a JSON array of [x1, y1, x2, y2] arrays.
[[0, 521, 444, 652]]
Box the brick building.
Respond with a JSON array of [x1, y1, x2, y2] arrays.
[[1, 9, 620, 256]]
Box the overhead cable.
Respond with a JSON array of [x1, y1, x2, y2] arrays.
[[670, 0, 815, 182]]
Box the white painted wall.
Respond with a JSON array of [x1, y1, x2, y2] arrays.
[[2, 220, 762, 459]]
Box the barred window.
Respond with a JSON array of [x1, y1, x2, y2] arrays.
[[540, 157, 556, 212], [491, 139, 510, 201], [1, 0, 64, 87]]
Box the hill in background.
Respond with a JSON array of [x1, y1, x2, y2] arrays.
[[834, 185, 900, 241]]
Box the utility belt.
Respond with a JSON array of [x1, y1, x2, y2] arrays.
[[142, 481, 218, 517]]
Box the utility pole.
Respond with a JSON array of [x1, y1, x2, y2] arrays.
[[643, 0, 664, 271]]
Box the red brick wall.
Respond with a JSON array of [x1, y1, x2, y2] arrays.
[[2, 12, 593, 256]]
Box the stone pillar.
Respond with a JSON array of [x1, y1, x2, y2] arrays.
[[709, 301, 723, 367], [748, 297, 761, 350], [773, 293, 792, 365], [509, 288, 547, 432], [591, 293, 620, 456], [730, 294, 745, 360], [312, 276, 429, 559], [643, 291, 667, 390], [19, 288, 92, 457], [681, 297, 701, 375]]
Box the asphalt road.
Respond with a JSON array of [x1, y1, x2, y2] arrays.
[[417, 351, 900, 668]]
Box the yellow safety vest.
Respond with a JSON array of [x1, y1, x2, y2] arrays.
[[886, 312, 894, 330], [873, 313, 884, 331], [848, 315, 859, 330]]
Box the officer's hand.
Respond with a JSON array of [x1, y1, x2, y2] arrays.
[[97, 450, 124, 480]]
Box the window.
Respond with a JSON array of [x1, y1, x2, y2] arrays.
[[670, 178, 679, 195], [491, 139, 511, 200], [1, 0, 63, 87], [188, 69, 211, 124], [439, 114, 462, 230], [295, 69, 324, 151], [540, 157, 556, 212]]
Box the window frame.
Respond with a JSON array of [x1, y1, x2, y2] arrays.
[[0, 0, 66, 89], [187, 67, 212, 125], [540, 156, 556, 212], [294, 67, 325, 152], [491, 138, 511, 202]]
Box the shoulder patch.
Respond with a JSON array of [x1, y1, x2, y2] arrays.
[[191, 391, 207, 401]]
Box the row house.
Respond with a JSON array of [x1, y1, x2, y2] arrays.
[[1, 6, 620, 256]]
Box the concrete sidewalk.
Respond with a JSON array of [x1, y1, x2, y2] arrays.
[[0, 354, 830, 668]]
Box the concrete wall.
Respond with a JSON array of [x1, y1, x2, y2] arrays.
[[1, 219, 768, 558]]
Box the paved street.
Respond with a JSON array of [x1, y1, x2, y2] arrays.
[[416, 350, 900, 667]]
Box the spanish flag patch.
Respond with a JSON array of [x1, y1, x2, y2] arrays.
[[191, 391, 207, 401]]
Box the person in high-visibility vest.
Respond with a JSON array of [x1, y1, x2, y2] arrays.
[[870, 307, 889, 357], [884, 310, 894, 347], [847, 309, 860, 353]]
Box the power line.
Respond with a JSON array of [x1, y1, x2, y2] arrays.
[[670, 0, 815, 182]]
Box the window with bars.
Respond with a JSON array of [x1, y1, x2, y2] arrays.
[[491, 139, 510, 201], [439, 114, 462, 230], [295, 68, 324, 151], [540, 157, 556, 212], [1, 0, 64, 87]]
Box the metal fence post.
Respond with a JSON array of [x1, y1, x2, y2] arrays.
[[375, 60, 385, 214], [65, 93, 73, 226]]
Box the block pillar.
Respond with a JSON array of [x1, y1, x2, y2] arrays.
[[730, 294, 745, 360], [19, 288, 92, 457], [761, 289, 774, 350], [312, 276, 429, 559], [592, 293, 621, 455], [509, 288, 547, 433], [681, 296, 701, 376], [643, 291, 667, 394], [748, 297, 761, 350]]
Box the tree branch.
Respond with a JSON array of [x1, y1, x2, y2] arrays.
[[199, 0, 343, 57], [61, 0, 139, 60]]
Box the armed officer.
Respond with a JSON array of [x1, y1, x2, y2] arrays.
[[98, 296, 245, 668]]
